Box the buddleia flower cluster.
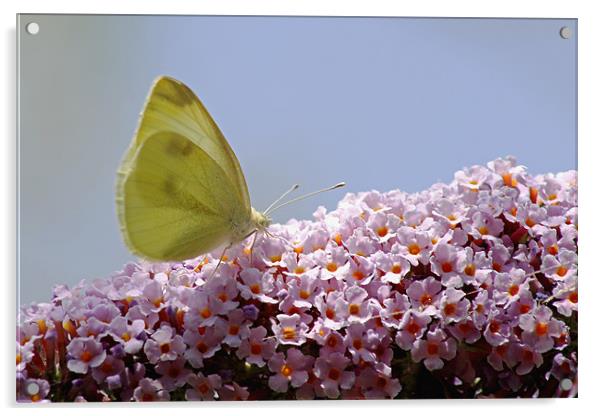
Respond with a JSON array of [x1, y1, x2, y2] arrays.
[[17, 157, 577, 402]]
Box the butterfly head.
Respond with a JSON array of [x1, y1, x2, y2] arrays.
[[251, 207, 271, 232]]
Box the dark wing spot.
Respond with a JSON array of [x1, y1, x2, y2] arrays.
[[164, 137, 196, 157], [163, 176, 178, 196]]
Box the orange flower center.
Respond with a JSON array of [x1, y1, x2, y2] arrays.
[[326, 262, 338, 272], [478, 226, 489, 236], [326, 335, 338, 348], [464, 264, 476, 276], [250, 344, 262, 355], [281, 364, 293, 377], [349, 304, 360, 315], [519, 304, 531, 314], [196, 342, 208, 353], [443, 303, 456, 316], [352, 339, 362, 350], [294, 267, 305, 274], [352, 270, 365, 281], [200, 308, 212, 319], [325, 308, 335, 320], [458, 322, 470, 333], [101, 361, 113, 373], [408, 244, 421, 255], [420, 294, 432, 306], [328, 368, 341, 380], [376, 226, 388, 237], [333, 233, 343, 246], [406, 320, 420, 335], [547, 245, 559, 255], [502, 172, 517, 187], [535, 322, 548, 336], [293, 246, 304, 255], [427, 343, 439, 355], [529, 187, 538, 204], [489, 320, 500, 333], [250, 284, 261, 294], [299, 290, 310, 299], [508, 284, 519, 296], [270, 254, 282, 263], [283, 327, 296, 340], [525, 217, 536, 228], [228, 325, 240, 336], [556, 266, 568, 277], [569, 291, 578, 303], [198, 383, 210, 394], [391, 263, 402, 274], [160, 343, 171, 354], [80, 351, 93, 363], [441, 262, 453, 273]]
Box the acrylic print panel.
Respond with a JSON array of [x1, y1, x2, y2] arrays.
[[17, 15, 577, 402]]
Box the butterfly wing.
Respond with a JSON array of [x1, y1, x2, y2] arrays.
[[116, 76, 252, 261]]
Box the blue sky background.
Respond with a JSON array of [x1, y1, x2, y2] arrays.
[[18, 15, 576, 306]]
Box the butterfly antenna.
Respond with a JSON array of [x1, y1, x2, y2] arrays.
[[264, 184, 300, 215], [265, 182, 346, 215]]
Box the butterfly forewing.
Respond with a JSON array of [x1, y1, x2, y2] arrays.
[[119, 76, 251, 212], [116, 76, 254, 261]]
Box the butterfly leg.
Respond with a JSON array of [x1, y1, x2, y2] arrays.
[[247, 230, 259, 263], [208, 243, 232, 280]]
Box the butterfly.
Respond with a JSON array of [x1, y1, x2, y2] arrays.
[[116, 76, 344, 264]]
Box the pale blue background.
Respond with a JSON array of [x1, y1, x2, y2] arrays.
[[18, 15, 577, 306]]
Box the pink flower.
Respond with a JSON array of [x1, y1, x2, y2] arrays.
[[315, 291, 345, 330], [183, 322, 225, 368], [542, 249, 577, 281], [156, 357, 192, 391], [411, 328, 457, 371], [143, 325, 186, 364], [395, 309, 432, 350], [335, 285, 373, 324], [314, 353, 355, 398], [519, 305, 563, 353], [133, 378, 170, 401], [372, 248, 410, 284], [185, 373, 222, 401], [366, 211, 401, 243], [268, 349, 312, 392], [380, 292, 410, 329], [108, 316, 145, 354], [406, 276, 442, 315], [514, 343, 544, 375], [439, 288, 470, 324], [315, 245, 351, 281], [66, 336, 107, 374], [466, 211, 504, 240], [487, 342, 518, 371], [397, 227, 432, 266], [271, 314, 309, 346], [552, 275, 578, 317], [238, 268, 278, 303], [218, 382, 249, 401], [357, 367, 402, 399], [91, 354, 125, 384], [222, 309, 251, 348], [236, 326, 277, 367], [430, 243, 463, 287]]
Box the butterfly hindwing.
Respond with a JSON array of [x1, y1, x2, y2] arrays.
[[117, 131, 248, 261]]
